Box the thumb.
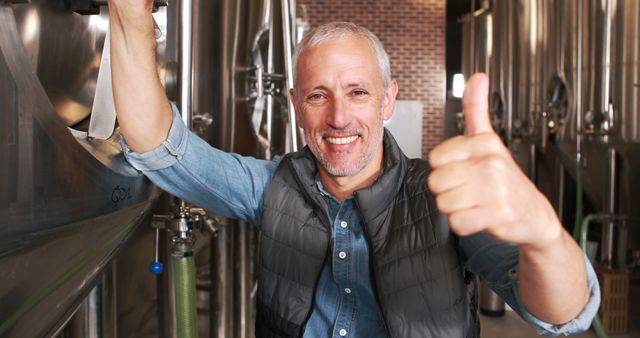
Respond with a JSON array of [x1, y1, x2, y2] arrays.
[[463, 73, 493, 135]]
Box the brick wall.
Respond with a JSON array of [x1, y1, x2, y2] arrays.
[[297, 0, 446, 157]]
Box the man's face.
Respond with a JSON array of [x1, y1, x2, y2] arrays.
[[291, 35, 396, 177]]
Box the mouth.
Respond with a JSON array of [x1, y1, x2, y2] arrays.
[[325, 135, 359, 145]]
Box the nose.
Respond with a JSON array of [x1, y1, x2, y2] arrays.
[[327, 96, 350, 129]]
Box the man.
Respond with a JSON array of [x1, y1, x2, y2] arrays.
[[108, 1, 599, 337]]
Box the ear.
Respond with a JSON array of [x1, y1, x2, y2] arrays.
[[382, 80, 398, 121], [289, 88, 304, 129]]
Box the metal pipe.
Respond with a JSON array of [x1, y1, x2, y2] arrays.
[[601, 0, 613, 132], [506, 0, 513, 144], [266, 0, 276, 160], [60, 266, 117, 338], [529, 143, 536, 182], [211, 223, 233, 338], [470, 0, 476, 73], [557, 163, 565, 219], [578, 214, 610, 338], [178, 0, 193, 130], [573, 1, 587, 242], [237, 222, 251, 338], [281, 0, 298, 152], [576, 0, 583, 158], [602, 147, 617, 268]]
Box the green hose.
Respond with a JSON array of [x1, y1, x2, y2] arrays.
[[173, 242, 198, 338], [574, 157, 608, 338], [579, 215, 609, 338], [579, 214, 593, 252]]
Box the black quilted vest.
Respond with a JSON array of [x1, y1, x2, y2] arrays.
[[256, 129, 479, 338]]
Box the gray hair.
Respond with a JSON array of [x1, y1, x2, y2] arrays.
[[292, 21, 392, 92]]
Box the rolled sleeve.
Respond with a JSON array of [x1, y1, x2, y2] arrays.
[[460, 233, 601, 336], [119, 102, 279, 226], [121, 103, 188, 171], [513, 254, 601, 336]]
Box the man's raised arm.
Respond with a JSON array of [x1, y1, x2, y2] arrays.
[[428, 73, 590, 324], [108, 0, 173, 153]]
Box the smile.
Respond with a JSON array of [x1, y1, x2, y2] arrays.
[[326, 135, 358, 145]]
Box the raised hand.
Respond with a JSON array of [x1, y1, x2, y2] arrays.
[[427, 73, 561, 248], [108, 0, 173, 153]]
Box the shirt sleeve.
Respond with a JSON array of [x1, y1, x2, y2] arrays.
[[121, 103, 279, 227], [459, 232, 601, 336]]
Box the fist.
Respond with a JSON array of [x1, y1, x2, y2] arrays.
[[427, 73, 561, 246]]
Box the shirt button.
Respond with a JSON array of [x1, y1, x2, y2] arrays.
[[339, 329, 347, 336], [340, 221, 348, 229], [344, 288, 351, 294], [338, 251, 347, 259]]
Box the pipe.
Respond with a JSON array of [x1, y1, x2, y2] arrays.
[[602, 148, 616, 268], [237, 222, 251, 338], [572, 158, 583, 239], [557, 163, 565, 219], [572, 0, 584, 240], [470, 0, 476, 73], [172, 243, 198, 338], [281, 0, 298, 152], [578, 214, 609, 338], [266, 0, 275, 160], [178, 0, 194, 130], [601, 0, 613, 132], [576, 0, 583, 154], [61, 266, 117, 338], [529, 143, 536, 182]]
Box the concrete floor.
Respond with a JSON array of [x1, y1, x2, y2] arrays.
[[480, 310, 598, 338], [480, 280, 640, 338]]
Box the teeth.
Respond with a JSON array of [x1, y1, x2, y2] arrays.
[[326, 135, 358, 145]]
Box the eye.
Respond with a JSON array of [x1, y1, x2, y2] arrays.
[[352, 89, 369, 97], [307, 93, 325, 101]]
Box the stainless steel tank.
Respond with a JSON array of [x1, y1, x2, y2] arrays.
[[153, 1, 298, 337], [511, 0, 544, 140], [610, 0, 640, 142], [461, 0, 640, 267], [0, 1, 162, 337]]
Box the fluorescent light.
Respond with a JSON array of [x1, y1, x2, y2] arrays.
[[452, 73, 465, 98]]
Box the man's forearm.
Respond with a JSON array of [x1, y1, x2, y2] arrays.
[[109, 0, 172, 153], [518, 220, 590, 325]]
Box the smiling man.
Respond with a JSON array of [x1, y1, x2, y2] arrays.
[[108, 1, 599, 337], [290, 32, 397, 200]]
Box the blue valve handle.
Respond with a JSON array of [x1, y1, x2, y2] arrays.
[[150, 227, 163, 275], [150, 261, 164, 275]]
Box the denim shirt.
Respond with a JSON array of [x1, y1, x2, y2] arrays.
[[122, 105, 601, 336], [302, 180, 387, 338]]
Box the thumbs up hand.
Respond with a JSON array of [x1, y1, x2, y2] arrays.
[[428, 73, 562, 248]]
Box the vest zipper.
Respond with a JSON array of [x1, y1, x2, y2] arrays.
[[353, 194, 392, 338]]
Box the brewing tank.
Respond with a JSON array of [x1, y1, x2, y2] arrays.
[[0, 2, 161, 337], [460, 0, 640, 265], [610, 0, 640, 142]]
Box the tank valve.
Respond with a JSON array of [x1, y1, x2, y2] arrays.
[[149, 221, 164, 275]]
